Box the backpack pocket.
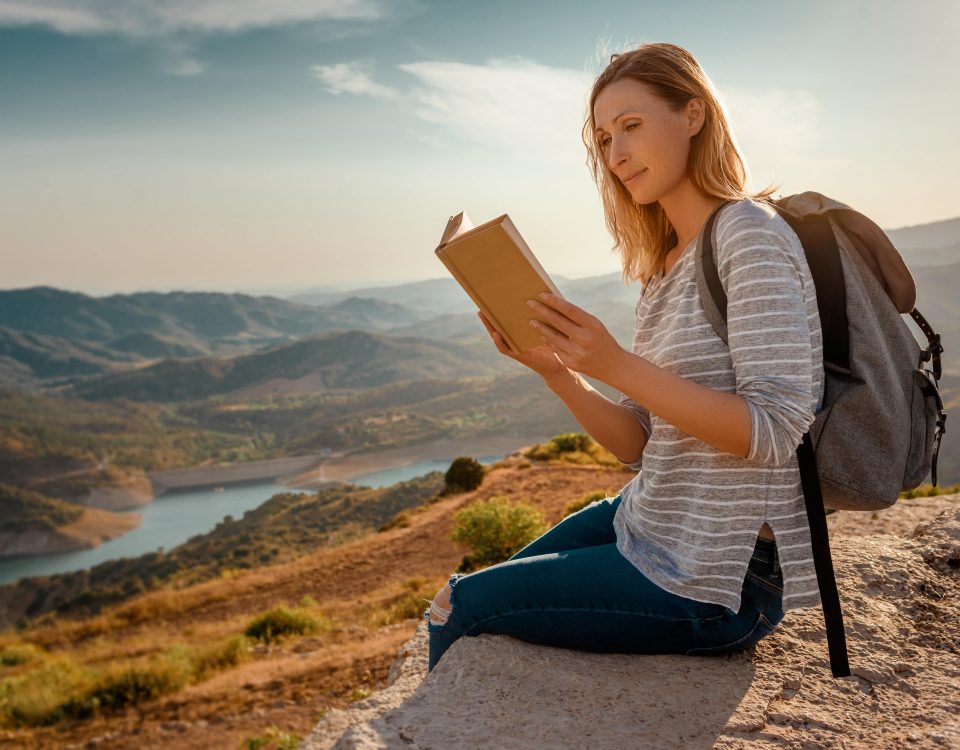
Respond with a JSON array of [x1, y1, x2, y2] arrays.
[[902, 368, 943, 490]]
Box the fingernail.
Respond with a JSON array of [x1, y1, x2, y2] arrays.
[[528, 320, 537, 328], [526, 300, 536, 308], [539, 292, 549, 300]]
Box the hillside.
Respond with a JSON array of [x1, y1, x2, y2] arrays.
[[1, 448, 956, 749], [0, 449, 638, 749], [0, 472, 448, 628], [66, 330, 516, 403], [0, 325, 139, 386]]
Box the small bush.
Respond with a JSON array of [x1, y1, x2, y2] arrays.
[[551, 432, 593, 453], [240, 724, 301, 750], [899, 482, 960, 499], [442, 456, 486, 495], [348, 687, 371, 703], [523, 433, 622, 468], [69, 648, 193, 717], [0, 657, 91, 726], [450, 496, 549, 572], [563, 489, 613, 518], [244, 606, 325, 643], [365, 577, 435, 628], [191, 635, 250, 679], [0, 643, 43, 668], [379, 510, 411, 532]]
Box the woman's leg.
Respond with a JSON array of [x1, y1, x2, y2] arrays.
[[426, 494, 622, 627], [507, 494, 621, 560], [425, 538, 771, 672]]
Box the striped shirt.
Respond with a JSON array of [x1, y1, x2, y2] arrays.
[[612, 197, 825, 614]]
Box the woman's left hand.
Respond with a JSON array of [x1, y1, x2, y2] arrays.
[[526, 292, 626, 382]]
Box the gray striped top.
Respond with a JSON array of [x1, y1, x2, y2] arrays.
[[613, 197, 825, 614]]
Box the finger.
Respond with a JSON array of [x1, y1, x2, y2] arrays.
[[536, 292, 594, 328], [534, 320, 585, 358], [478, 312, 516, 357], [527, 300, 586, 342]]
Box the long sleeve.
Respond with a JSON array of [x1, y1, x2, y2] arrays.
[[716, 213, 821, 467], [616, 392, 651, 471]]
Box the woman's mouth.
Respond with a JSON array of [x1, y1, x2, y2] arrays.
[[624, 168, 647, 184]]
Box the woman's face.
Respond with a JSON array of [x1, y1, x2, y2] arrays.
[[592, 78, 702, 206]]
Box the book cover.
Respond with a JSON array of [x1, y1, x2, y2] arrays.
[[435, 212, 563, 353]]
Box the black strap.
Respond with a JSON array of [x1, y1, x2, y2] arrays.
[[797, 433, 851, 677], [911, 308, 944, 381]]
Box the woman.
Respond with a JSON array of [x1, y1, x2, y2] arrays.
[[424, 42, 824, 673]]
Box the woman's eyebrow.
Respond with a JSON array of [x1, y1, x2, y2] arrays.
[[595, 111, 638, 134]]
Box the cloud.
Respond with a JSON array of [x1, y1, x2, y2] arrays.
[[311, 60, 399, 99], [397, 56, 593, 162], [0, 0, 383, 37]]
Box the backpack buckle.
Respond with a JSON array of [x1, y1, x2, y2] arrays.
[[919, 335, 943, 380]]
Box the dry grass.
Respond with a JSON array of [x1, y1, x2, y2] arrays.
[[0, 458, 635, 749]]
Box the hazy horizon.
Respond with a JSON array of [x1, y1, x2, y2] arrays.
[[2, 0, 958, 296]]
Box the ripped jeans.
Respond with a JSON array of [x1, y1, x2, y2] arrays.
[[424, 494, 784, 672]]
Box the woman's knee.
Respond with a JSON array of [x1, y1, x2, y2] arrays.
[[429, 583, 452, 626]]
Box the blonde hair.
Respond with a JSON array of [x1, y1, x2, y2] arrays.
[[581, 42, 779, 286]]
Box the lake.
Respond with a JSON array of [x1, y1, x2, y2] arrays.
[[0, 453, 504, 586]]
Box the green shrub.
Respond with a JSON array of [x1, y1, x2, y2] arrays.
[[0, 648, 193, 727], [442, 456, 486, 495], [899, 482, 960, 499], [450, 496, 549, 572], [0, 657, 91, 726], [244, 606, 324, 643], [550, 432, 593, 453], [366, 577, 435, 628], [563, 489, 613, 518], [68, 648, 193, 717], [0, 643, 43, 667], [191, 635, 250, 679], [240, 724, 301, 750], [379, 510, 411, 532]]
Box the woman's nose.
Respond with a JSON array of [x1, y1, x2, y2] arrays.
[[607, 137, 628, 169]]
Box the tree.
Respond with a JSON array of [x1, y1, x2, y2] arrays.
[[442, 456, 485, 495]]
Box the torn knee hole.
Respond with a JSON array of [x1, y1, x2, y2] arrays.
[[429, 584, 453, 626]]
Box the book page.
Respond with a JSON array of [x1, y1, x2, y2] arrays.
[[437, 212, 475, 249]]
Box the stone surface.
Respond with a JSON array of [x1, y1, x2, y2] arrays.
[[299, 501, 960, 750]]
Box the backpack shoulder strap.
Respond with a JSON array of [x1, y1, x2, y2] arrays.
[[694, 199, 735, 345]]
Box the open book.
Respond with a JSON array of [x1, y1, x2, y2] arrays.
[[435, 212, 563, 353]]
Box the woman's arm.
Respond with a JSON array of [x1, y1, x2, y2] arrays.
[[541, 366, 651, 465], [528, 294, 753, 461], [600, 351, 752, 459], [475, 308, 650, 465]]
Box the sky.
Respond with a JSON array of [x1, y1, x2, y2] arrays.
[[0, 0, 958, 297]]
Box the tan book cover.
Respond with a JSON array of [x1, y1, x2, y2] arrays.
[[435, 212, 563, 353]]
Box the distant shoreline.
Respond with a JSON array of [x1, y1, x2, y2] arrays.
[[142, 434, 549, 496], [283, 434, 549, 489]]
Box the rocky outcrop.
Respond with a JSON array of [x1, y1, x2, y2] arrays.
[[300, 497, 960, 749]]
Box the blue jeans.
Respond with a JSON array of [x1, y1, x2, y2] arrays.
[[425, 494, 785, 672]]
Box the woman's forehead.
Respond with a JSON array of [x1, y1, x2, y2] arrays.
[[593, 79, 659, 129]]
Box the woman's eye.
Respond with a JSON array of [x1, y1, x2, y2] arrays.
[[625, 122, 638, 130]]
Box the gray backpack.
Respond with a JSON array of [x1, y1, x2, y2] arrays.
[[695, 192, 947, 678]]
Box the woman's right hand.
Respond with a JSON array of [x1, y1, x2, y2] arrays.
[[477, 310, 568, 380]]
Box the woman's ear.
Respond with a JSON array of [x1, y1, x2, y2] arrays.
[[686, 97, 706, 137]]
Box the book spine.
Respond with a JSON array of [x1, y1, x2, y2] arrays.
[[435, 247, 522, 353]]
